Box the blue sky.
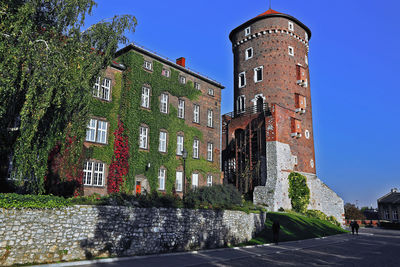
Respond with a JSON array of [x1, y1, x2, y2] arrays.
[[86, 0, 400, 208]]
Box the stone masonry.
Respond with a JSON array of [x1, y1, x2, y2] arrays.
[[0, 206, 266, 266]]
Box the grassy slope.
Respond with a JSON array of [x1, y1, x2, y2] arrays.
[[245, 212, 347, 245]]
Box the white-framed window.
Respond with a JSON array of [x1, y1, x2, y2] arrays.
[[93, 77, 111, 101], [159, 131, 167, 153], [176, 135, 184, 155], [288, 46, 294, 56], [245, 47, 253, 60], [305, 55, 308, 65], [384, 210, 390, 220], [139, 126, 149, 149], [158, 168, 166, 190], [86, 119, 108, 144], [178, 99, 185, 119], [179, 75, 186, 84], [305, 32, 309, 41], [207, 175, 212, 187], [160, 93, 169, 114], [96, 120, 108, 144], [254, 66, 263, 83], [162, 68, 170, 77], [144, 60, 152, 70], [310, 159, 314, 168], [288, 21, 294, 31], [141, 86, 150, 108], [239, 72, 246, 88], [194, 82, 201, 90], [245, 27, 251, 36], [193, 139, 199, 159], [207, 109, 213, 128], [192, 173, 199, 188], [237, 95, 245, 113], [293, 156, 298, 166], [305, 130, 310, 139], [207, 142, 213, 161], [393, 210, 399, 220], [208, 88, 214, 96], [193, 104, 200, 123], [83, 161, 104, 186], [176, 171, 183, 192]]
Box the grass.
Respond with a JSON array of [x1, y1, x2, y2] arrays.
[[243, 212, 348, 245]]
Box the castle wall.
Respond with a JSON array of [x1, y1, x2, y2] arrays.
[[0, 206, 266, 266], [254, 141, 344, 224]]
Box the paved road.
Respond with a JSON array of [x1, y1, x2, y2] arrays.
[[43, 228, 400, 267]]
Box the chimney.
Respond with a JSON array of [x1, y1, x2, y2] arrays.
[[176, 57, 186, 68]]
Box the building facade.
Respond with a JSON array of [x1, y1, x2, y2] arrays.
[[378, 188, 400, 222], [222, 9, 344, 222], [83, 44, 224, 196]]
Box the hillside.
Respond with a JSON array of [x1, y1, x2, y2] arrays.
[[245, 212, 347, 245]]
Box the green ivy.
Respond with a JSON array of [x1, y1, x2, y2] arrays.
[[0, 193, 70, 209], [88, 72, 123, 164], [117, 51, 220, 193], [288, 172, 310, 213]]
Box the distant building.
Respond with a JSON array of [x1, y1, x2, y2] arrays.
[[377, 188, 400, 222], [222, 8, 344, 222]]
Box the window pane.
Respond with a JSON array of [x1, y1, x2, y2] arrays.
[[176, 171, 183, 191]]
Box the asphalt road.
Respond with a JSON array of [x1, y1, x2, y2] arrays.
[[42, 228, 400, 267]]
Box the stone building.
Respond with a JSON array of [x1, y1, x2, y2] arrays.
[[378, 188, 400, 222], [82, 44, 224, 196], [222, 9, 344, 222]]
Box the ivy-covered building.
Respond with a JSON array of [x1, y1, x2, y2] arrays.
[[83, 44, 224, 196]]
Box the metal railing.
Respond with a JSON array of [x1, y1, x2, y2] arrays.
[[222, 103, 270, 119]]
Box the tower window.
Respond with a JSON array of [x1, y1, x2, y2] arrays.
[[310, 159, 314, 169], [236, 95, 245, 113], [238, 72, 246, 88], [305, 55, 308, 65], [305, 32, 309, 41], [254, 66, 263, 83], [245, 27, 251, 36], [288, 46, 294, 56], [288, 21, 294, 31], [245, 47, 253, 60], [305, 130, 310, 139]]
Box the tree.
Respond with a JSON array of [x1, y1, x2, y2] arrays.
[[0, 0, 136, 193], [288, 172, 310, 213], [344, 203, 366, 220]]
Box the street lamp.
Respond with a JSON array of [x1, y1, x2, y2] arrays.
[[182, 148, 188, 196]]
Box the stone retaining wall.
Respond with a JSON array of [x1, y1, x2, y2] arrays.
[[0, 206, 266, 266]]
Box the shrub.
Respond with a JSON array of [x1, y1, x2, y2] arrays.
[[0, 193, 71, 209], [305, 209, 341, 227], [288, 172, 310, 213], [184, 184, 242, 209]]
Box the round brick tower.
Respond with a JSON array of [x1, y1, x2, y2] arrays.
[[229, 9, 316, 174]]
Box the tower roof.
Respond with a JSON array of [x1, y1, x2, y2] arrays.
[[256, 9, 281, 17], [229, 9, 312, 42]]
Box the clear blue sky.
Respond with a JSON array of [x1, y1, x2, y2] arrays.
[[87, 0, 400, 208]]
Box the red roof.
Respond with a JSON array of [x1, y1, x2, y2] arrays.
[[256, 9, 281, 18]]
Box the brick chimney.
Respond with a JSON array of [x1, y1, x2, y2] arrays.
[[176, 57, 186, 67]]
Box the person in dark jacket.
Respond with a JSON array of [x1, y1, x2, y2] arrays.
[[272, 221, 280, 244], [354, 221, 359, 235], [350, 220, 355, 235]]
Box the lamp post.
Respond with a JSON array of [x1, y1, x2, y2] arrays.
[[182, 148, 188, 196]]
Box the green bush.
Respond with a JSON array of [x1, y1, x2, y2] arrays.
[[288, 172, 310, 213], [183, 184, 242, 209], [0, 193, 71, 209], [304, 209, 341, 227]]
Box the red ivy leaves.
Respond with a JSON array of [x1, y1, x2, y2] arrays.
[[107, 118, 130, 193]]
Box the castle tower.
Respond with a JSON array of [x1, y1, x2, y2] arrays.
[[222, 9, 344, 223]]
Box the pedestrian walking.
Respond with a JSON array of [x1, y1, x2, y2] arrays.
[[354, 221, 359, 235], [272, 221, 280, 245], [350, 220, 355, 235]]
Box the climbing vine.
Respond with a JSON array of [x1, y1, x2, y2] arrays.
[[288, 172, 310, 213], [117, 51, 220, 193], [107, 118, 129, 193]]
